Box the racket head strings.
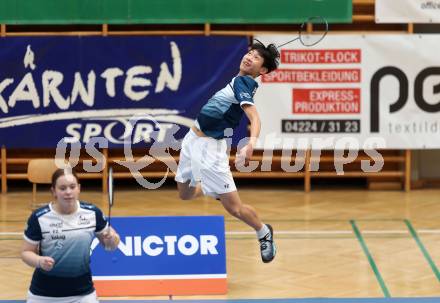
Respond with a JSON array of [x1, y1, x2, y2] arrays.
[[276, 16, 329, 49], [299, 16, 329, 47]]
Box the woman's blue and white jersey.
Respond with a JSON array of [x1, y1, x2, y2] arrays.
[[23, 201, 108, 297], [196, 75, 258, 139]]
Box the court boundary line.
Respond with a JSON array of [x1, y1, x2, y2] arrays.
[[350, 220, 391, 298], [404, 219, 440, 282]]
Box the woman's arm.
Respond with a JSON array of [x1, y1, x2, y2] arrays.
[[21, 241, 54, 271]]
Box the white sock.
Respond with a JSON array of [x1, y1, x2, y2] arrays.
[[257, 224, 270, 239]]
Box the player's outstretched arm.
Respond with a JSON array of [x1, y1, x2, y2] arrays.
[[237, 104, 261, 165]]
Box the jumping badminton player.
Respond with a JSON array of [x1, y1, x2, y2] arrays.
[[21, 168, 120, 303], [175, 40, 279, 263]]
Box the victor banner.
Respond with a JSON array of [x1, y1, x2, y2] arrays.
[[254, 34, 440, 149], [0, 36, 248, 147], [91, 216, 226, 296]]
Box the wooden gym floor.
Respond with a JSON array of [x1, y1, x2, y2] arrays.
[[1, 184, 440, 301]]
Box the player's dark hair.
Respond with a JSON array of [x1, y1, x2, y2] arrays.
[[250, 39, 280, 73], [51, 168, 79, 187]]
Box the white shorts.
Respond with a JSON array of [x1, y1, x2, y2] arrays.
[[175, 129, 237, 198], [27, 290, 98, 303]]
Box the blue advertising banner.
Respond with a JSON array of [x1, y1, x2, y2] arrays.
[[0, 36, 248, 147], [91, 216, 227, 296]]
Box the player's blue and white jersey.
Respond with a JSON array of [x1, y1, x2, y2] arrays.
[[196, 75, 258, 139], [23, 201, 107, 297]]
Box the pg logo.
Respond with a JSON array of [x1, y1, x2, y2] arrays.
[[370, 66, 440, 132]]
